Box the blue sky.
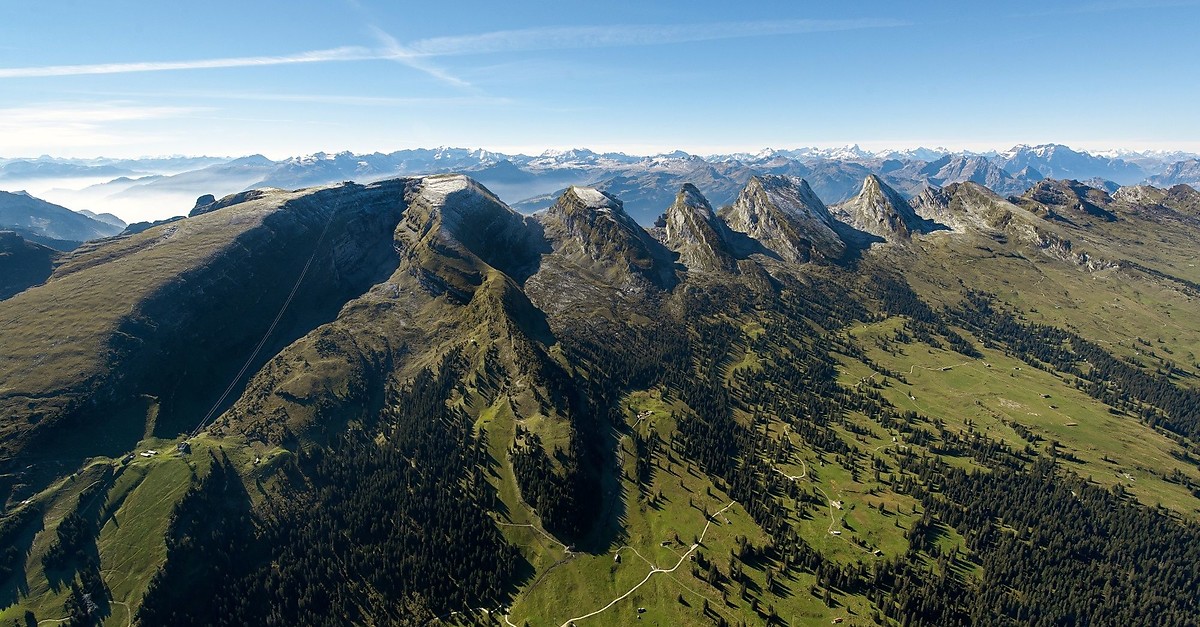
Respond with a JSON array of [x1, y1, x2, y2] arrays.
[[1, 0, 1198, 158]]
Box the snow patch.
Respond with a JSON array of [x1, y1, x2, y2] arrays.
[[570, 186, 612, 209], [420, 174, 471, 203]]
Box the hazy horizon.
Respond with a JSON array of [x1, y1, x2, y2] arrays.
[[4, 139, 1200, 163]]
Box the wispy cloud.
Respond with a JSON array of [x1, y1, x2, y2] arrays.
[[68, 90, 513, 107], [239, 92, 509, 106], [0, 103, 200, 154], [0, 103, 200, 124], [0, 47, 376, 79], [0, 17, 908, 83], [367, 26, 473, 89], [407, 18, 911, 56], [0, 38, 474, 89]]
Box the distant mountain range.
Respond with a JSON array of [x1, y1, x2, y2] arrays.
[[3, 144, 1199, 225], [0, 190, 125, 249]]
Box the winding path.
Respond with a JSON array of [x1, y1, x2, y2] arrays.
[[496, 521, 574, 554], [555, 501, 737, 627], [772, 458, 807, 481], [908, 359, 978, 376], [776, 459, 877, 556]]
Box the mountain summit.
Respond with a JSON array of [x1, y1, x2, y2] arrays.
[[833, 175, 931, 242], [720, 175, 846, 262], [663, 183, 738, 273], [533, 185, 676, 294]]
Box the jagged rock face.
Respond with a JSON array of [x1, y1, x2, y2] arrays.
[[920, 156, 1030, 197], [523, 185, 676, 319], [911, 182, 1022, 233], [1113, 185, 1166, 207], [909, 186, 956, 226], [833, 175, 925, 242], [908, 182, 1115, 269], [1083, 178, 1121, 194], [538, 185, 673, 283], [664, 184, 737, 273], [720, 175, 846, 263], [1113, 183, 1200, 218], [397, 175, 545, 295], [1013, 179, 1118, 222], [190, 194, 218, 216]]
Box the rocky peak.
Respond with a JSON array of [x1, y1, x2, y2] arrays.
[[1012, 179, 1118, 222], [909, 181, 1019, 232], [558, 185, 624, 213], [719, 175, 846, 263], [399, 174, 545, 287], [538, 186, 675, 286], [1014, 165, 1044, 181], [673, 183, 711, 218], [1112, 185, 1165, 207], [1163, 184, 1200, 214], [189, 194, 218, 217], [663, 184, 737, 273], [1114, 184, 1200, 216], [832, 175, 927, 242], [544, 186, 648, 242]]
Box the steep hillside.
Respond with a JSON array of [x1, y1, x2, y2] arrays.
[[662, 183, 738, 273], [3, 175, 1200, 627], [832, 175, 934, 242], [525, 186, 677, 320], [0, 181, 410, 466], [0, 231, 58, 300], [720, 175, 847, 262]]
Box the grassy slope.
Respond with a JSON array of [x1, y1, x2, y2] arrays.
[[0, 189, 298, 403], [5, 181, 1200, 626], [842, 320, 1200, 515], [498, 213, 1200, 624], [0, 434, 262, 626], [885, 221, 1200, 514], [495, 377, 915, 627]]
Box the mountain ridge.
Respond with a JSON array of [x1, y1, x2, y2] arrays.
[[4, 171, 1200, 626], [9, 143, 1199, 227]]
